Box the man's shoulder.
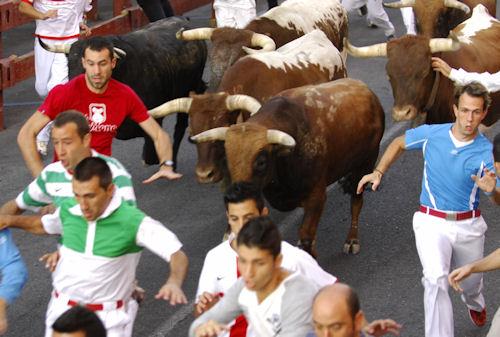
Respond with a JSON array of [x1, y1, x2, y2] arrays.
[[93, 152, 131, 176], [283, 271, 316, 294], [108, 78, 136, 94], [40, 161, 67, 178], [205, 240, 234, 261]]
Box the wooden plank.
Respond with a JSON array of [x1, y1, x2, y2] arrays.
[[0, 51, 34, 90], [0, 0, 32, 32], [170, 0, 212, 15]]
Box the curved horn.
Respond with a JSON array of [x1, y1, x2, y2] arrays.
[[148, 98, 193, 118], [444, 0, 470, 14], [176, 27, 215, 41], [344, 38, 387, 58], [383, 0, 415, 8], [113, 47, 126, 59], [267, 130, 296, 147], [225, 95, 262, 116], [250, 33, 276, 51], [429, 38, 460, 53], [37, 37, 72, 53], [191, 127, 229, 143]]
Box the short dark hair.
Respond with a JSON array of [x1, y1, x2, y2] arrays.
[[494, 133, 500, 162], [52, 306, 106, 337], [82, 36, 114, 60], [237, 216, 281, 258], [53, 110, 90, 139], [454, 82, 491, 110], [346, 286, 361, 319], [224, 182, 265, 211], [74, 157, 112, 189]]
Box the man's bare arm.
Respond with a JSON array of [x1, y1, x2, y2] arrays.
[[155, 250, 189, 305], [0, 200, 23, 216], [18, 1, 57, 20], [18, 112, 51, 177], [0, 214, 46, 235]]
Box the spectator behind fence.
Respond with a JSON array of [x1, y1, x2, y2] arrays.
[[190, 216, 317, 337], [52, 306, 106, 337]]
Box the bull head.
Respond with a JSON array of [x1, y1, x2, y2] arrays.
[[346, 36, 459, 121], [192, 124, 295, 184]]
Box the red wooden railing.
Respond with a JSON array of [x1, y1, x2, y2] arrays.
[[0, 0, 211, 129]]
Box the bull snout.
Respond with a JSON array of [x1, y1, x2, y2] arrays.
[[195, 165, 222, 184], [392, 105, 418, 121]]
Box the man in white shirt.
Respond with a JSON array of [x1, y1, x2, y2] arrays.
[[190, 216, 317, 337], [195, 182, 336, 337]]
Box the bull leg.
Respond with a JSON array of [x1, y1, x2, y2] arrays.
[[297, 187, 326, 259], [343, 193, 363, 255], [172, 113, 189, 171]]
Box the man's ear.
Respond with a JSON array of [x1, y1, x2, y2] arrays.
[[354, 310, 365, 334], [275, 253, 283, 268], [262, 207, 269, 216]]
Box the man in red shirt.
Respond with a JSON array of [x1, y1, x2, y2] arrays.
[[18, 37, 181, 183]]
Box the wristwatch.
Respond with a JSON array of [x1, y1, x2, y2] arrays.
[[160, 160, 174, 167]]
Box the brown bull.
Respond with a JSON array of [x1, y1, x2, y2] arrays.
[[191, 79, 385, 257], [385, 0, 496, 37], [150, 30, 347, 183], [347, 4, 500, 126], [177, 0, 348, 90]]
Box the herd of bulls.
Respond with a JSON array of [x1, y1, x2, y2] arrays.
[[43, 0, 499, 257]]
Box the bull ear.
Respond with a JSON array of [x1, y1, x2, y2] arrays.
[[148, 98, 193, 118], [267, 130, 295, 148], [191, 127, 229, 143]]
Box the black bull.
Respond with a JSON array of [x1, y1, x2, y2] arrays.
[[67, 17, 207, 168]]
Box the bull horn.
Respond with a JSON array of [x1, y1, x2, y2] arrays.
[[148, 98, 193, 118], [225, 95, 262, 116], [113, 47, 126, 59], [176, 27, 215, 41], [444, 0, 470, 14], [191, 127, 229, 143], [383, 0, 415, 8], [267, 130, 296, 147], [250, 33, 276, 51], [429, 38, 460, 53], [344, 38, 387, 58], [37, 37, 72, 53]]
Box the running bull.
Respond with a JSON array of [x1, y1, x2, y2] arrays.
[[40, 17, 207, 169], [150, 30, 347, 184], [191, 79, 385, 257]]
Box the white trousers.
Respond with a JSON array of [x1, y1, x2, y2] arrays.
[[486, 307, 500, 337], [341, 0, 395, 36], [44, 293, 139, 337], [400, 7, 416, 35], [413, 211, 487, 337], [214, 5, 256, 28]]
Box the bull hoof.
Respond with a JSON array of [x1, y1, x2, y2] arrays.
[[343, 239, 360, 255], [297, 239, 317, 259]]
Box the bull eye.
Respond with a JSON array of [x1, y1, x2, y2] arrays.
[[253, 152, 268, 174]]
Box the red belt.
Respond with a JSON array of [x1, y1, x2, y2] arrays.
[[54, 291, 124, 312], [419, 205, 481, 221]]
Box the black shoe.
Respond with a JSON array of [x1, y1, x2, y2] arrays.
[[386, 34, 395, 41], [357, 4, 367, 16]]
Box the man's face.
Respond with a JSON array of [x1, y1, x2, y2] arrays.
[[313, 298, 362, 337], [53, 331, 86, 337], [51, 123, 90, 171], [452, 93, 487, 140], [226, 199, 268, 235], [73, 176, 114, 221], [82, 48, 116, 92], [237, 245, 281, 292]]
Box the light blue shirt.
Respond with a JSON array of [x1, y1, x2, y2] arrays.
[[405, 123, 498, 211], [0, 229, 28, 304]]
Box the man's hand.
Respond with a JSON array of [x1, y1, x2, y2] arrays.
[[448, 264, 473, 292], [364, 319, 402, 336], [42, 9, 57, 19], [39, 204, 56, 216], [0, 299, 7, 335], [195, 320, 228, 337], [195, 292, 221, 315], [0, 215, 12, 230], [356, 170, 383, 194], [39, 251, 60, 272], [431, 57, 452, 78], [79, 22, 91, 37], [471, 168, 497, 194], [143, 166, 182, 184], [155, 282, 187, 306]]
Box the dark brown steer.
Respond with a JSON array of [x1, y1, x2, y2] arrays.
[[177, 0, 347, 90], [346, 4, 500, 126], [384, 0, 496, 37], [150, 30, 347, 183], [191, 79, 385, 257]]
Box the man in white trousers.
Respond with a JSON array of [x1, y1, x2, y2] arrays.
[[357, 82, 500, 337], [342, 0, 395, 39]]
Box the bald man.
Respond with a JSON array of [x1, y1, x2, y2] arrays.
[[311, 283, 401, 337]]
